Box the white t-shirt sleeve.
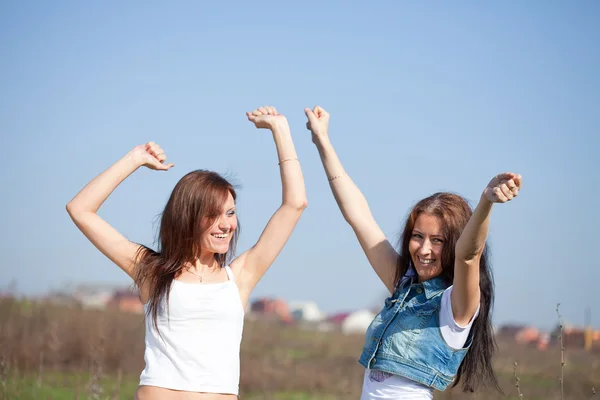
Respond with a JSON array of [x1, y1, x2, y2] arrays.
[[439, 286, 480, 349]]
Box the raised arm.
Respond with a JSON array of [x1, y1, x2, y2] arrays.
[[452, 172, 522, 325], [232, 106, 307, 296], [66, 142, 174, 287], [306, 106, 398, 293]]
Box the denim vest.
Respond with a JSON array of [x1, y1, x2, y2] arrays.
[[358, 276, 472, 391]]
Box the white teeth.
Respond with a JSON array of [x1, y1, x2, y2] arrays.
[[419, 258, 435, 264], [212, 233, 228, 239]]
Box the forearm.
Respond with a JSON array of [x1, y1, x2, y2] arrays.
[[314, 137, 372, 225], [67, 151, 141, 215], [271, 124, 307, 209], [456, 194, 494, 261]]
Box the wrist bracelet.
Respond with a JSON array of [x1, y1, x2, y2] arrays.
[[278, 157, 299, 165], [328, 172, 347, 181]]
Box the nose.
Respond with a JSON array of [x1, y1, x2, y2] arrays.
[[418, 239, 432, 256], [217, 215, 231, 231]]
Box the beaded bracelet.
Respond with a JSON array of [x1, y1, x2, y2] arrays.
[[328, 172, 347, 181]]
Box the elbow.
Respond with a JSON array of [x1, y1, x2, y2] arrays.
[[285, 198, 308, 212], [340, 201, 371, 228], [341, 209, 369, 229], [66, 201, 75, 216], [66, 201, 84, 219], [295, 198, 309, 211], [342, 212, 355, 225]]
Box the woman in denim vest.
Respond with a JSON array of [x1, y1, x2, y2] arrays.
[[305, 106, 521, 399]]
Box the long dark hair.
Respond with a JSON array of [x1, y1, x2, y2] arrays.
[[133, 170, 240, 333], [395, 192, 500, 393]]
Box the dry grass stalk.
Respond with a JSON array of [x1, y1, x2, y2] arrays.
[[513, 361, 524, 399], [556, 303, 565, 400], [0, 352, 7, 400]]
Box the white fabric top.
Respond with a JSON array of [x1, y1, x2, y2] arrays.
[[139, 266, 245, 394], [360, 285, 480, 400]]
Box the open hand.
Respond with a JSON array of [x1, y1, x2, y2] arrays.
[[246, 106, 288, 130], [132, 142, 174, 171], [483, 172, 522, 203]]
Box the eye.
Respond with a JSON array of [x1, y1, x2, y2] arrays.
[[227, 210, 236, 217], [411, 233, 423, 239], [432, 238, 444, 244]]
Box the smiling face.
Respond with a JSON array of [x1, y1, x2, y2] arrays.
[[199, 191, 238, 256], [408, 212, 444, 281]]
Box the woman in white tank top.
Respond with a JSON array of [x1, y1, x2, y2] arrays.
[[66, 105, 307, 399]]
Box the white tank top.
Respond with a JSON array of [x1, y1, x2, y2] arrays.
[[139, 266, 245, 394]]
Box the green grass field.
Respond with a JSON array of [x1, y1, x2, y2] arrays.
[[5, 372, 338, 400], [1, 299, 598, 399]]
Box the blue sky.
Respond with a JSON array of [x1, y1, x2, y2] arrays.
[[1, 1, 598, 330]]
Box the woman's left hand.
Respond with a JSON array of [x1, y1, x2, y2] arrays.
[[483, 172, 522, 203]]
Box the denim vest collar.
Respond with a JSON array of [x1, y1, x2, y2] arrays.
[[401, 274, 447, 299], [419, 276, 447, 299]]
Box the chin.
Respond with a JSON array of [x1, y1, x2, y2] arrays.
[[421, 271, 442, 280], [204, 240, 231, 255], [214, 245, 230, 254]]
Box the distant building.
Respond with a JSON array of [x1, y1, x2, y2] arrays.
[[550, 325, 600, 350], [495, 322, 600, 352], [328, 312, 351, 325], [289, 301, 324, 322], [249, 297, 292, 323], [496, 324, 526, 340], [325, 310, 376, 335], [537, 332, 550, 350], [44, 283, 128, 310], [73, 284, 119, 309], [515, 326, 541, 345], [107, 289, 144, 314], [341, 310, 376, 335]]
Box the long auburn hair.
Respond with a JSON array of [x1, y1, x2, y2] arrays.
[[133, 170, 240, 333], [394, 192, 500, 393]]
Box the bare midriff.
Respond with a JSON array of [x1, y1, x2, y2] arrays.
[[135, 386, 237, 400]]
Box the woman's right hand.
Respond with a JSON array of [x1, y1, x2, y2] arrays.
[[305, 106, 330, 144], [131, 142, 174, 171]]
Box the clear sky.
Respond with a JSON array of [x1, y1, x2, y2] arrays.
[[1, 1, 598, 330]]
